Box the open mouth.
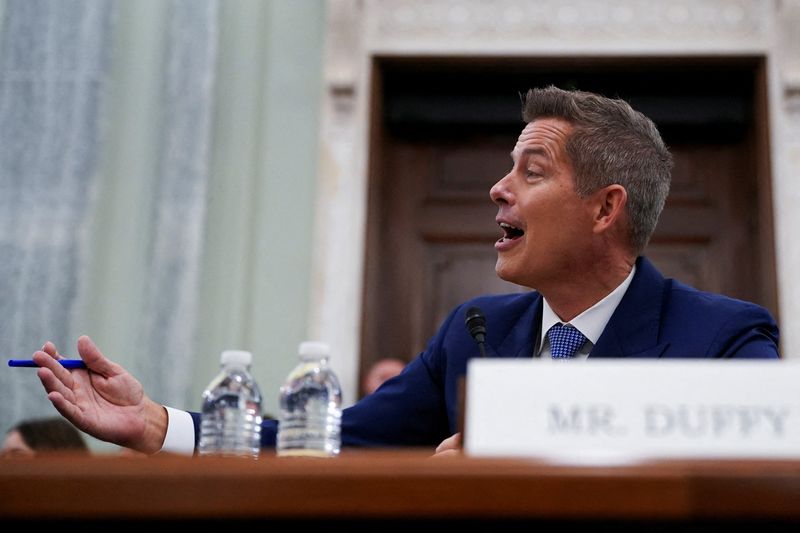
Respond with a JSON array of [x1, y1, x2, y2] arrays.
[[499, 222, 525, 241]]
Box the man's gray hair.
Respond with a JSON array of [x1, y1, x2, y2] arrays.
[[522, 86, 673, 254]]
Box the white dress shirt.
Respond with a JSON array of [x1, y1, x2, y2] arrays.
[[160, 406, 196, 455], [536, 265, 636, 359]]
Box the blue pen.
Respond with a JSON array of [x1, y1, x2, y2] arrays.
[[8, 359, 87, 369]]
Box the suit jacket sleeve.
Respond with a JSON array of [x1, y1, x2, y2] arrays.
[[338, 306, 461, 448], [706, 304, 780, 359]]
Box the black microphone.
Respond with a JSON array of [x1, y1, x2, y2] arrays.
[[465, 306, 487, 358]]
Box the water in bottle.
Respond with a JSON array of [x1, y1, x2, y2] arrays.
[[198, 349, 263, 458], [277, 341, 342, 457]]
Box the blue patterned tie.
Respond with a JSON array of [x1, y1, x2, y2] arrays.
[[547, 323, 587, 359]]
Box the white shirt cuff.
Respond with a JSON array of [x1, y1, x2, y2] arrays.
[[160, 406, 196, 455]]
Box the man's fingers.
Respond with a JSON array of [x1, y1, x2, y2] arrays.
[[37, 367, 76, 404], [77, 335, 119, 376], [42, 341, 61, 359], [434, 432, 462, 454], [32, 351, 74, 389], [47, 391, 83, 425], [431, 449, 461, 458]]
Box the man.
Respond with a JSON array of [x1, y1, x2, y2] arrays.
[[32, 86, 779, 455], [1, 417, 89, 457], [362, 358, 406, 396]]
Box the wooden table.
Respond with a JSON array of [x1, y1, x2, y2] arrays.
[[2, 451, 800, 526]]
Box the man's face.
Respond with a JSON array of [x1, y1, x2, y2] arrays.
[[0, 430, 34, 457], [490, 118, 595, 290]]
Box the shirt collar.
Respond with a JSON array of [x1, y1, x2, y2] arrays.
[[538, 265, 637, 351]]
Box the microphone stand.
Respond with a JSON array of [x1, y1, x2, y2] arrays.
[[458, 307, 488, 451]]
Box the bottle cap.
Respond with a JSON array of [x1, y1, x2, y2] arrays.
[[298, 341, 331, 359], [220, 349, 252, 366]]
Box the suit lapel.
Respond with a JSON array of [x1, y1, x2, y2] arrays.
[[490, 293, 543, 359], [590, 257, 670, 359], [484, 256, 669, 360]]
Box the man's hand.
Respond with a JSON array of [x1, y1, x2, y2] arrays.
[[33, 336, 168, 454], [433, 432, 462, 457]]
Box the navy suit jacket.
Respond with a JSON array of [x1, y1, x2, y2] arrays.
[[193, 257, 780, 449]]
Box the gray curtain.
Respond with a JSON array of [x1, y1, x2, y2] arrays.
[[0, 0, 218, 439], [135, 0, 217, 407]]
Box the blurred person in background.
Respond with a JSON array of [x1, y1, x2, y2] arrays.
[[362, 358, 406, 396], [1, 416, 89, 457]]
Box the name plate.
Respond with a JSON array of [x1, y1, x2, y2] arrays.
[[465, 360, 800, 461]]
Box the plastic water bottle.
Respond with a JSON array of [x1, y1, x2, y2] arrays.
[[277, 341, 342, 457], [198, 350, 262, 458]]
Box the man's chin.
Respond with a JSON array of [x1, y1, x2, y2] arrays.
[[495, 262, 519, 284], [496, 260, 538, 289]]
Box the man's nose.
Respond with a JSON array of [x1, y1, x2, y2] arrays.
[[490, 173, 513, 205]]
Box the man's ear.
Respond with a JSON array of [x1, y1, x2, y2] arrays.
[[591, 184, 627, 234]]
